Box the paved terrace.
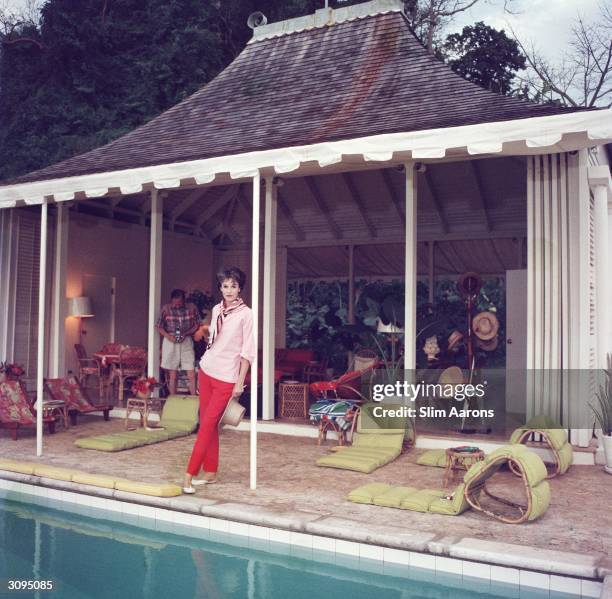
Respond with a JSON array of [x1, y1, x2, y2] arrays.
[[1, 416, 611, 576]]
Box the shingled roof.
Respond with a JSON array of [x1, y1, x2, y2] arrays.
[[7, 0, 586, 186]]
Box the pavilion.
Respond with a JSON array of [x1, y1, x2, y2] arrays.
[[0, 0, 611, 488]]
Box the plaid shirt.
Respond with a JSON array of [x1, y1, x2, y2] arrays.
[[157, 303, 200, 336]]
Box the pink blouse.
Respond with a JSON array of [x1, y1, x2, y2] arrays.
[[199, 304, 255, 383]]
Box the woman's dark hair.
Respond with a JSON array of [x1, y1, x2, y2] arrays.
[[217, 267, 246, 290], [170, 288, 186, 300]]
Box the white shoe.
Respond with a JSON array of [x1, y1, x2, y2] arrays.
[[182, 486, 196, 494], [192, 478, 216, 486]]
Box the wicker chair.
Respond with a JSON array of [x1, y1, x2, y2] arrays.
[[74, 343, 107, 398], [113, 347, 147, 405]]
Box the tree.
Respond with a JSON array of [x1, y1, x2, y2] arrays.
[[403, 0, 516, 54], [510, 3, 612, 107], [443, 21, 526, 95]]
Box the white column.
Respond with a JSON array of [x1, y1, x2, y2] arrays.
[[147, 189, 163, 381], [348, 245, 355, 324], [262, 177, 277, 421], [36, 200, 48, 457], [0, 209, 15, 360], [49, 203, 68, 377], [428, 241, 435, 304], [250, 172, 261, 490], [275, 246, 287, 349], [404, 163, 417, 371], [588, 166, 612, 363]]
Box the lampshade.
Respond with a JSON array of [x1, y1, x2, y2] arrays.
[[377, 319, 403, 334], [68, 296, 93, 318]]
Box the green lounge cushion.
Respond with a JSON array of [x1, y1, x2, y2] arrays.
[[74, 395, 199, 452], [429, 484, 470, 515], [399, 489, 446, 512], [416, 449, 447, 468]]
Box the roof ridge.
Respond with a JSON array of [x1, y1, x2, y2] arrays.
[[249, 0, 404, 43]]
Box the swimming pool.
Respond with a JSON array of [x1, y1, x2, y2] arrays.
[[0, 496, 584, 599]]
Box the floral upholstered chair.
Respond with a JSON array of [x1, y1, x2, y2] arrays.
[[0, 380, 56, 439], [45, 376, 111, 425]]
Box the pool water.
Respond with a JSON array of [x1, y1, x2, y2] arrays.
[[0, 497, 581, 599]]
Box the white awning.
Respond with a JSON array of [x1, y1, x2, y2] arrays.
[[0, 108, 610, 208]]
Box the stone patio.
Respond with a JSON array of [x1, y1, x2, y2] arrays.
[[1, 415, 611, 562]]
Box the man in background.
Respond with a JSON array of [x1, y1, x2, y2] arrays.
[[157, 289, 200, 395]]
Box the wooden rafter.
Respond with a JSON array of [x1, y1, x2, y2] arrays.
[[169, 188, 208, 226], [468, 161, 492, 231], [423, 170, 448, 234], [340, 172, 377, 237], [380, 169, 405, 226], [304, 176, 343, 239], [277, 189, 305, 241], [194, 185, 237, 236]]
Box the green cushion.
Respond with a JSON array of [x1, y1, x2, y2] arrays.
[[353, 432, 404, 450], [347, 483, 391, 504], [558, 442, 573, 474], [160, 395, 199, 431], [317, 453, 386, 473], [399, 489, 446, 512], [357, 403, 407, 434], [75, 435, 139, 452], [529, 480, 551, 521], [372, 486, 418, 508], [416, 449, 447, 468]]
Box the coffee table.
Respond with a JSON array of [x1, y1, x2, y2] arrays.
[[443, 447, 485, 486]]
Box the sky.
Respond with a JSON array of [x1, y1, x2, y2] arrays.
[[0, 0, 604, 64]]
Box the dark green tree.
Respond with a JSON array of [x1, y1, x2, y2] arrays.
[[443, 21, 526, 95]]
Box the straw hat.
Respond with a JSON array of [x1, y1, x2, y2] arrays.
[[476, 336, 499, 351], [447, 330, 464, 352], [438, 366, 464, 386], [457, 272, 482, 298], [220, 397, 246, 428], [472, 311, 499, 341]]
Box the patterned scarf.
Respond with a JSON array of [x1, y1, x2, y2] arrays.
[[207, 298, 246, 349]]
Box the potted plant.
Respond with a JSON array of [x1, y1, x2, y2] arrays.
[[590, 353, 612, 474], [132, 376, 158, 399], [0, 362, 25, 382]]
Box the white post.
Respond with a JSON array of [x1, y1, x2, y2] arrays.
[[275, 246, 288, 349], [0, 209, 15, 360], [404, 164, 417, 372], [50, 203, 68, 377], [588, 166, 611, 364], [250, 172, 261, 490], [428, 241, 435, 304], [348, 245, 355, 324], [262, 177, 277, 420], [147, 189, 163, 381], [36, 200, 48, 457]]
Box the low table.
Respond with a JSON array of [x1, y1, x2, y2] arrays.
[[443, 447, 485, 487], [125, 396, 163, 430]]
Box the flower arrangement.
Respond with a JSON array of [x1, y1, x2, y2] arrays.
[[0, 362, 25, 380], [132, 376, 157, 397]]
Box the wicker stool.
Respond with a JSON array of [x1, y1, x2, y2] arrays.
[[443, 447, 485, 487], [279, 381, 309, 418], [125, 396, 163, 430]]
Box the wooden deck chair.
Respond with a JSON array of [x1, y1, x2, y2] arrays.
[[509, 415, 572, 478], [316, 403, 411, 473], [0, 380, 56, 439], [463, 445, 550, 524], [45, 376, 111, 425]]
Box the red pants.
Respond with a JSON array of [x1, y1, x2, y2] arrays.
[[187, 370, 234, 476]]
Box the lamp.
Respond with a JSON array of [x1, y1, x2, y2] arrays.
[[377, 319, 403, 361], [68, 296, 94, 345]]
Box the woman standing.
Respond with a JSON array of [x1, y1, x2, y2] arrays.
[[183, 267, 254, 493]]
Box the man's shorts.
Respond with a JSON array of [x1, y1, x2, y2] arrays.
[[161, 336, 195, 370]]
